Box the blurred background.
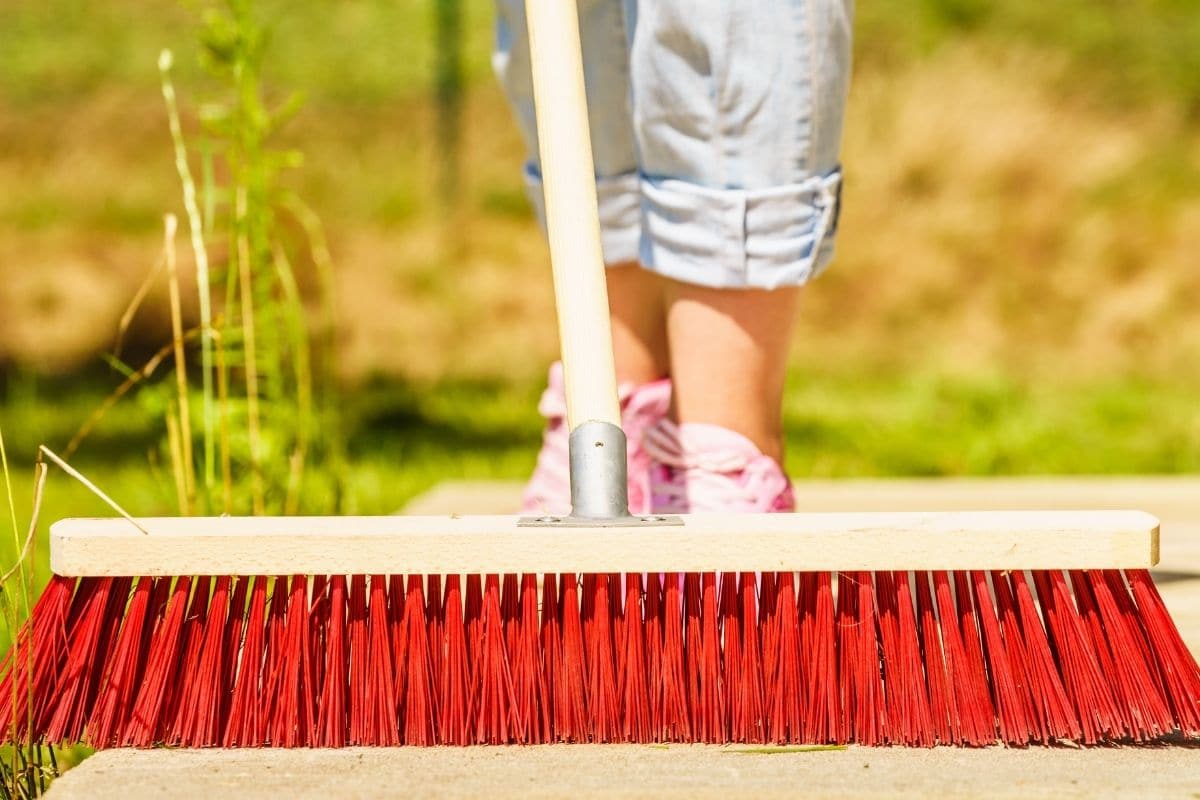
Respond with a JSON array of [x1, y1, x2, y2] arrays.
[[1, 0, 1198, 545]]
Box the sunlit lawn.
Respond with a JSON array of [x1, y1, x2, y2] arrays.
[[3, 365, 1197, 600]]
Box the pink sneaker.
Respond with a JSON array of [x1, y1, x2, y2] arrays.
[[521, 362, 672, 515], [642, 420, 795, 513]]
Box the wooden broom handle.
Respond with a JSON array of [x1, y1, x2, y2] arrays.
[[525, 0, 622, 432]]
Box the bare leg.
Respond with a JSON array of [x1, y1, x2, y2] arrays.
[[664, 279, 800, 464], [607, 262, 669, 386]]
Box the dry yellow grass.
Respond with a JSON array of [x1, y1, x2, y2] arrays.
[[1, 46, 1197, 384]]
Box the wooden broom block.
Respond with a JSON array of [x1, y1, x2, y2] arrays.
[[50, 510, 1158, 576]]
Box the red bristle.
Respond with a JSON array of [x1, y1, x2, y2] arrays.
[[1069, 571, 1130, 739], [316, 574, 348, 747], [970, 570, 1029, 746], [855, 572, 887, 745], [305, 575, 328, 744], [178, 576, 232, 746], [894, 572, 935, 745], [86, 577, 155, 746], [224, 575, 268, 746], [836, 572, 885, 745], [767, 573, 801, 743], [465, 574, 484, 690], [439, 575, 470, 745], [619, 573, 650, 742], [610, 573, 626, 680], [874, 571, 903, 740], [426, 573, 443, 724], [1126, 569, 1200, 735], [936, 570, 998, 746], [0, 575, 77, 742], [513, 573, 549, 743], [718, 573, 741, 742], [682, 573, 702, 737], [914, 571, 957, 745], [954, 571, 997, 737], [799, 572, 836, 744], [696, 572, 725, 743], [758, 573, 779, 740], [473, 574, 520, 744], [124, 576, 191, 747], [735, 572, 765, 743], [221, 576, 249, 727], [1074, 570, 1172, 740], [1099, 573, 1156, 671], [1069, 571, 1130, 737], [539, 573, 561, 740], [1099, 569, 1173, 736], [364, 575, 399, 746], [258, 575, 289, 738], [643, 573, 663, 737], [347, 574, 370, 745], [309, 574, 330, 699], [834, 572, 855, 743], [498, 574, 523, 741], [987, 571, 1041, 743], [1007, 570, 1079, 742], [501, 574, 520, 665], [90, 578, 134, 726], [389, 573, 407, 719], [1033, 569, 1120, 743], [46, 577, 129, 743], [931, 572, 980, 743], [1103, 570, 1158, 671], [583, 573, 620, 742], [163, 575, 211, 744], [397, 575, 434, 746], [265, 575, 314, 747], [556, 573, 589, 741], [659, 573, 690, 742]]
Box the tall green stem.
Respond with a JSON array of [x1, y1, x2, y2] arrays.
[[160, 49, 216, 507]]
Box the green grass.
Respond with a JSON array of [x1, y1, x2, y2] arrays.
[[0, 0, 497, 108], [5, 0, 1199, 113], [2, 365, 1196, 608], [781, 369, 1200, 476], [857, 0, 1200, 115]]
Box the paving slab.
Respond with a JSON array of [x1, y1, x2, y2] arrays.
[[51, 477, 1200, 798], [44, 743, 1200, 800]]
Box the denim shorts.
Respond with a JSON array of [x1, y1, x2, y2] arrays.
[[494, 0, 854, 290]]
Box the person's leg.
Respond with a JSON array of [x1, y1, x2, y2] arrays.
[[664, 281, 798, 463], [607, 262, 669, 385], [628, 0, 854, 509]]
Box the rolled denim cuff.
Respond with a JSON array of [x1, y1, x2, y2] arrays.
[[638, 168, 842, 290], [522, 163, 642, 266]]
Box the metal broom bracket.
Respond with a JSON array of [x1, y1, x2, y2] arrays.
[[518, 420, 683, 527]]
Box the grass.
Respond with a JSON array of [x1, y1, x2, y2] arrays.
[[723, 745, 849, 754], [3, 0, 1200, 383], [2, 364, 1196, 586]]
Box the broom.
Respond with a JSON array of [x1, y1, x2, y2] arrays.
[[4, 0, 1199, 750]]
